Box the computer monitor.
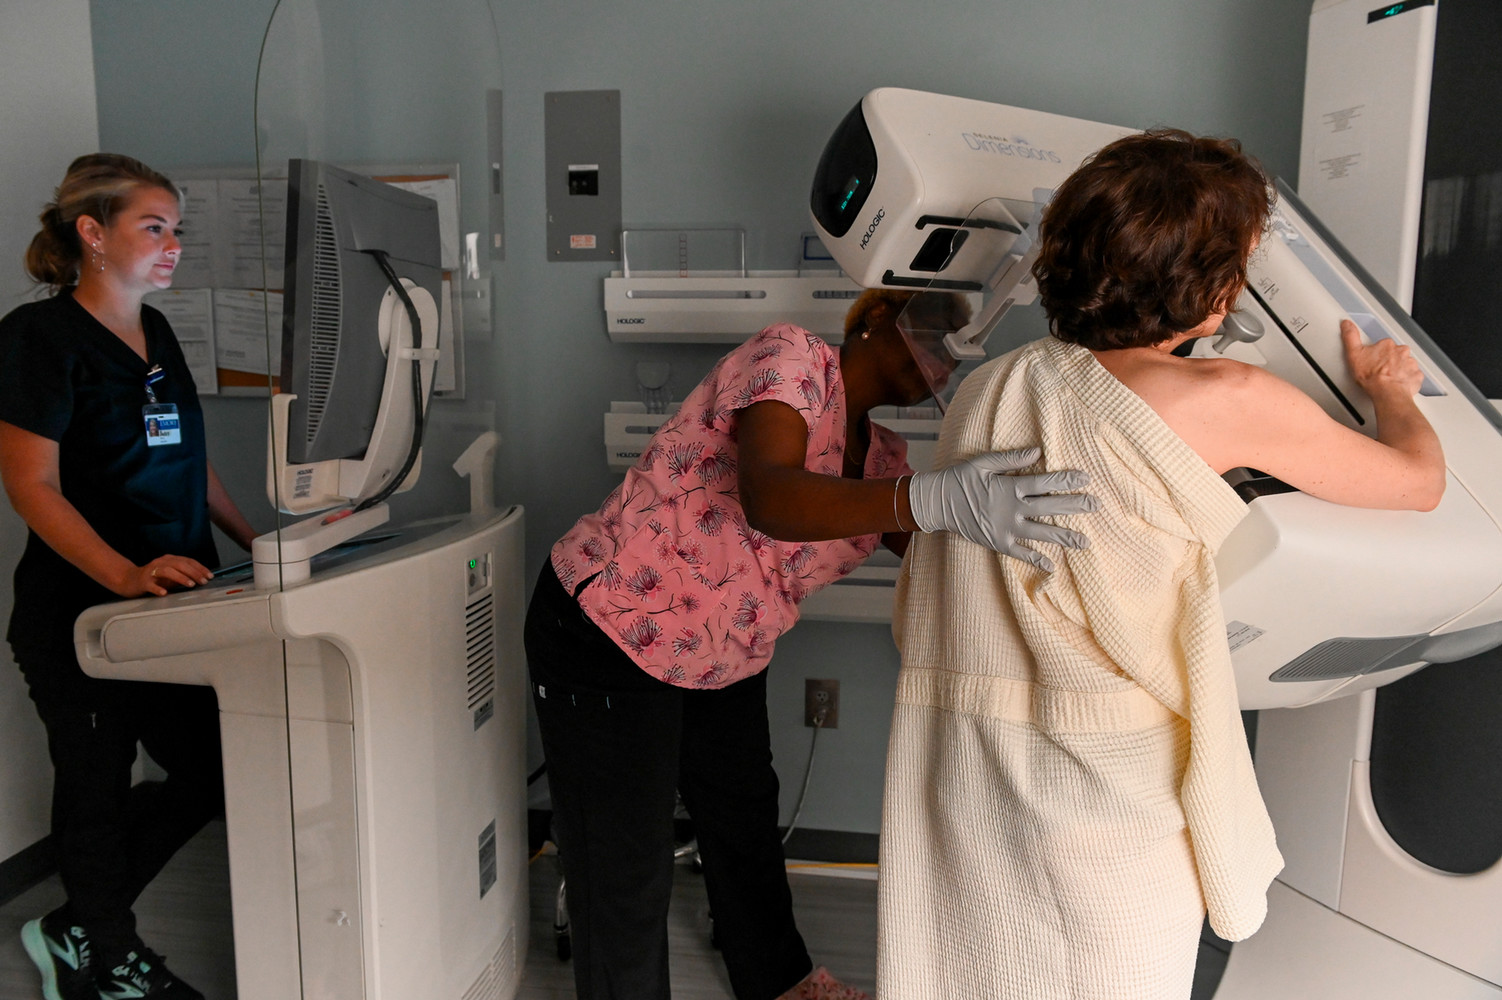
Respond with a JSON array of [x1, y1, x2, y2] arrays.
[[271, 158, 441, 511], [255, 159, 442, 586]]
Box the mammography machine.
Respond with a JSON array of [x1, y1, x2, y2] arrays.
[[1219, 2, 1502, 995], [810, 87, 1502, 995], [72, 160, 529, 1000]]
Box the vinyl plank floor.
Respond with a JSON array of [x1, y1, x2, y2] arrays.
[[0, 825, 1229, 999], [0, 825, 877, 1000], [0, 821, 236, 1000], [517, 854, 878, 1000]]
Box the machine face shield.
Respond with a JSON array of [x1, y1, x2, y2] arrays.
[[894, 291, 977, 413], [896, 196, 1041, 411]]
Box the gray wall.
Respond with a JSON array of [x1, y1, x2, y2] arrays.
[[85, 0, 1311, 837], [0, 0, 100, 864]]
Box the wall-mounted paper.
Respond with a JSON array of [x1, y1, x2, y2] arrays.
[[170, 180, 219, 289], [216, 177, 287, 289], [144, 287, 217, 394], [213, 289, 284, 375]]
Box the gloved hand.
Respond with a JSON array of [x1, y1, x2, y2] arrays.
[[907, 447, 1097, 571]]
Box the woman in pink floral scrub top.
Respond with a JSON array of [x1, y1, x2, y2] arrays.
[[551, 320, 912, 690], [525, 290, 1092, 1000]]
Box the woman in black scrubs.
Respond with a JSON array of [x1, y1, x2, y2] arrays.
[[0, 154, 257, 1000]]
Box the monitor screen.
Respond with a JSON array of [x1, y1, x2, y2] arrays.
[[280, 159, 442, 467]]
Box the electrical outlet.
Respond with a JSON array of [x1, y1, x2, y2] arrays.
[[804, 678, 840, 728]]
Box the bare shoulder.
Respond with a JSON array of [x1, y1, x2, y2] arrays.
[[1114, 354, 1321, 474], [1113, 353, 1258, 417], [1173, 356, 1303, 412]]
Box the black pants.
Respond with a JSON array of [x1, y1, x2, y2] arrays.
[[14, 640, 225, 961], [526, 563, 812, 1000]]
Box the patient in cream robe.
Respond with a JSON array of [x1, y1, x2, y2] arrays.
[[877, 128, 1445, 1000]]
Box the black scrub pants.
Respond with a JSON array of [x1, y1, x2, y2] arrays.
[[525, 563, 813, 1000], [14, 640, 225, 962]]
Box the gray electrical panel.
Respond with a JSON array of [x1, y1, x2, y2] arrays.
[[544, 89, 621, 262]]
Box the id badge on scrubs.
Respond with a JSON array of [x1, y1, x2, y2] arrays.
[[143, 403, 181, 447]]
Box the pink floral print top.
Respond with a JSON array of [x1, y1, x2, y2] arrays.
[[551, 323, 912, 690]]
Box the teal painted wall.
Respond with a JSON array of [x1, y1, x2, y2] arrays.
[[89, 0, 1310, 835]]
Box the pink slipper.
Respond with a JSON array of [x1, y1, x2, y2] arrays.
[[777, 966, 872, 1000]]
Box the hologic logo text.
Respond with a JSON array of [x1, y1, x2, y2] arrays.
[[616, 317, 647, 325], [859, 208, 885, 250]]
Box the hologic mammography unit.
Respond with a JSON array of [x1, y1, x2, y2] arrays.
[[810, 83, 1502, 996], [74, 161, 529, 1000], [1226, 2, 1502, 995]]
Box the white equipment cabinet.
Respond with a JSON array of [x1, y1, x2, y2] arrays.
[[73, 506, 529, 1000]]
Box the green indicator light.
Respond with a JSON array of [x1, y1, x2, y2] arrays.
[[1368, 0, 1431, 22], [839, 179, 861, 213], [469, 558, 477, 569]]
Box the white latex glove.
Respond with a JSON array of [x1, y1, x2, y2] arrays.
[[908, 447, 1097, 571]]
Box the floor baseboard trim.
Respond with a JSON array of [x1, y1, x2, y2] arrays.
[[527, 808, 877, 864], [0, 837, 54, 909]]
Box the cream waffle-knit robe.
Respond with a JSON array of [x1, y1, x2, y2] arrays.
[[878, 337, 1283, 1000]]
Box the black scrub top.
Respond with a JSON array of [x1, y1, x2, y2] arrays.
[[0, 292, 218, 651]]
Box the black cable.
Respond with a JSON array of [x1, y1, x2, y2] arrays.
[[528, 762, 547, 786], [356, 249, 427, 512]]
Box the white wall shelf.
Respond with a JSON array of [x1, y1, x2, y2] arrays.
[[604, 270, 864, 343]]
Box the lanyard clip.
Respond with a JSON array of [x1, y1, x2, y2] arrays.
[[144, 364, 164, 404]]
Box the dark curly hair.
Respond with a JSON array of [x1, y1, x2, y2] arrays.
[[1031, 128, 1272, 350]]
